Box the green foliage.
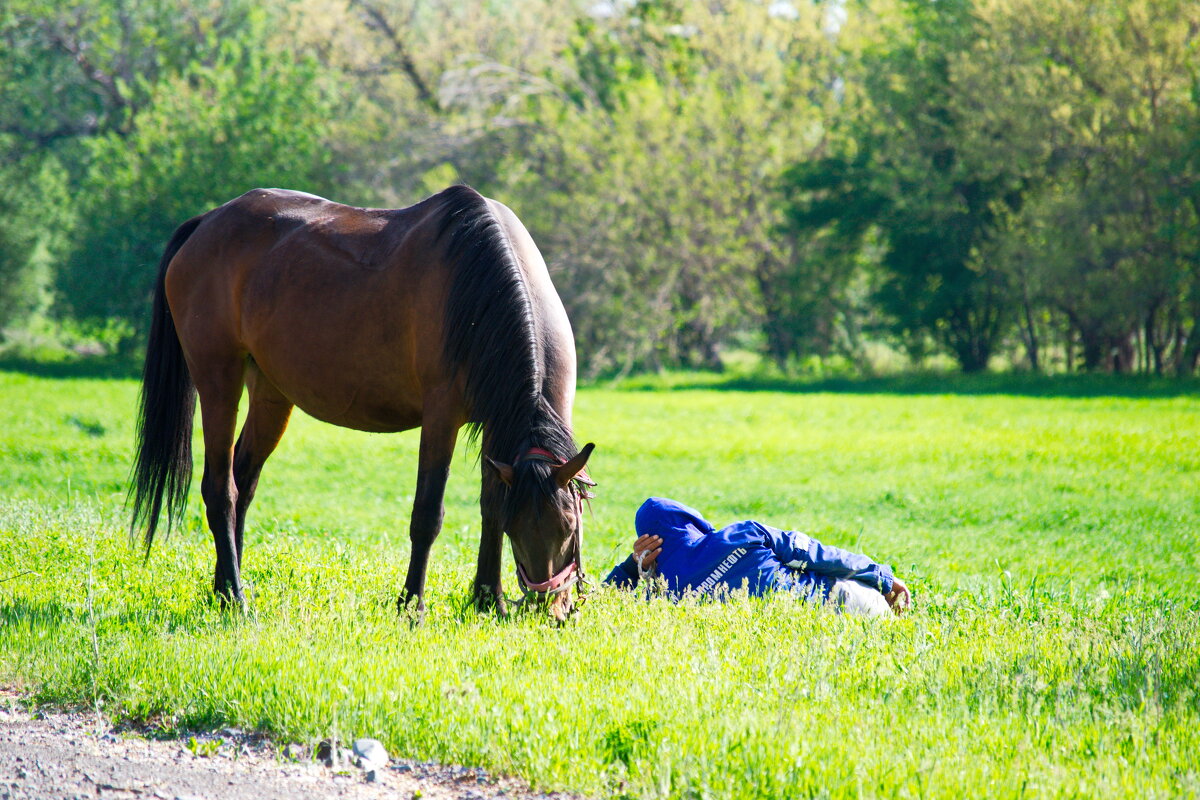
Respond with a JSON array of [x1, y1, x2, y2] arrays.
[[495, 2, 833, 375], [1, 0, 263, 144], [2, 0, 1198, 375], [783, 0, 1200, 375], [184, 735, 223, 757], [782, 0, 1017, 373], [0, 151, 69, 331], [1, 373, 1198, 798], [53, 3, 342, 336], [956, 0, 1200, 373]]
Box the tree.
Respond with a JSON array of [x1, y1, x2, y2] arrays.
[[957, 0, 1200, 373], [492, 1, 837, 375], [0, 150, 69, 331], [782, 0, 1020, 373], [12, 1, 346, 340]]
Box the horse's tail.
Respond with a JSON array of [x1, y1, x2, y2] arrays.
[[128, 214, 205, 553]]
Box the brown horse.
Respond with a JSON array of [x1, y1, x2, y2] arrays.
[[128, 185, 594, 620]]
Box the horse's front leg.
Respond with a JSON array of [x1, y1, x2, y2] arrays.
[[398, 407, 459, 618], [473, 474, 507, 617]]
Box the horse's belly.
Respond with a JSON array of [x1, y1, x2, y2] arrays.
[[295, 399, 423, 434], [237, 263, 443, 434], [260, 363, 426, 434]]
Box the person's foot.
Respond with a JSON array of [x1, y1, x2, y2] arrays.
[[885, 577, 910, 615]]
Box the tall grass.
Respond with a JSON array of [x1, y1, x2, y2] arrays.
[[1, 372, 1198, 798]]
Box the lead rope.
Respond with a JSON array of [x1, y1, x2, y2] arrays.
[[570, 484, 594, 616]]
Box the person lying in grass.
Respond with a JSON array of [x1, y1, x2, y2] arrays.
[[605, 497, 910, 616]]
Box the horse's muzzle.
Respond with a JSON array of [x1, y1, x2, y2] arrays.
[[516, 561, 579, 621]]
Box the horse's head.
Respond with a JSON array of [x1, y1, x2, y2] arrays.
[[485, 443, 595, 621]]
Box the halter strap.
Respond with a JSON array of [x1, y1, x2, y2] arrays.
[[516, 561, 578, 597], [515, 447, 594, 486], [509, 446, 591, 603], [518, 447, 561, 464]]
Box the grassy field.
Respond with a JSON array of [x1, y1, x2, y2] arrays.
[[1, 370, 1198, 798]]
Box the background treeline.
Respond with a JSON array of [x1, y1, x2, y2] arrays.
[[2, 0, 1197, 377]]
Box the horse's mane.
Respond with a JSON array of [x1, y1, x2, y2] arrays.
[[436, 185, 577, 483]]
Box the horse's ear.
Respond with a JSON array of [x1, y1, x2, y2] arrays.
[[554, 443, 595, 489], [484, 456, 514, 486]]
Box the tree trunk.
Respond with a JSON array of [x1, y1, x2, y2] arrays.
[[1079, 327, 1106, 372], [1111, 333, 1135, 374], [1178, 324, 1200, 377], [1144, 303, 1167, 375], [754, 259, 793, 369], [674, 317, 724, 372], [1065, 319, 1075, 372], [1170, 313, 1184, 375], [952, 337, 991, 373], [1020, 297, 1040, 372]]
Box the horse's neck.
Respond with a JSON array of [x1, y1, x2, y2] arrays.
[[533, 348, 575, 430], [488, 394, 571, 462]]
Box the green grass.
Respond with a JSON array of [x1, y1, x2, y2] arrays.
[[1, 370, 1198, 798]]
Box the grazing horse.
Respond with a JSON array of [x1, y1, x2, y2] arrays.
[[128, 185, 594, 620]]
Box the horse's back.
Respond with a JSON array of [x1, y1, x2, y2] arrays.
[[163, 186, 574, 434], [208, 188, 432, 273], [165, 188, 453, 431]]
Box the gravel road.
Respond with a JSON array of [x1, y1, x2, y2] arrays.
[[0, 695, 576, 800]]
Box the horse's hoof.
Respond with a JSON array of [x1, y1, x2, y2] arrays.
[[396, 591, 425, 627], [214, 588, 248, 614], [404, 606, 425, 629], [488, 597, 510, 621], [472, 585, 507, 618]]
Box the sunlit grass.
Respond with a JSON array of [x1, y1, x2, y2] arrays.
[[1, 371, 1198, 798]]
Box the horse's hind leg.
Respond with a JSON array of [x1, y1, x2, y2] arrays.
[[231, 365, 293, 565], [194, 357, 248, 606]]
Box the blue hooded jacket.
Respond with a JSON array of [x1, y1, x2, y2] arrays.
[[605, 497, 894, 602]]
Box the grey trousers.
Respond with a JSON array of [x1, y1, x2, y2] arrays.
[[829, 579, 892, 617]]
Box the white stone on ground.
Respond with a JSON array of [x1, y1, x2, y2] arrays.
[[352, 738, 389, 771]]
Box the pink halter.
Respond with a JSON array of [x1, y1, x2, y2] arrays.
[[516, 561, 578, 596], [511, 447, 588, 600], [517, 447, 593, 486]]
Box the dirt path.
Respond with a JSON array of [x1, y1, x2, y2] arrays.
[[0, 696, 573, 800]]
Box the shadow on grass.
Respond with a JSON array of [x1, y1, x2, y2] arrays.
[[613, 372, 1200, 398], [6, 354, 1199, 398], [0, 355, 140, 380]]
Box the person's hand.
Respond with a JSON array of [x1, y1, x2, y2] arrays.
[[632, 534, 662, 574], [885, 577, 910, 615]]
